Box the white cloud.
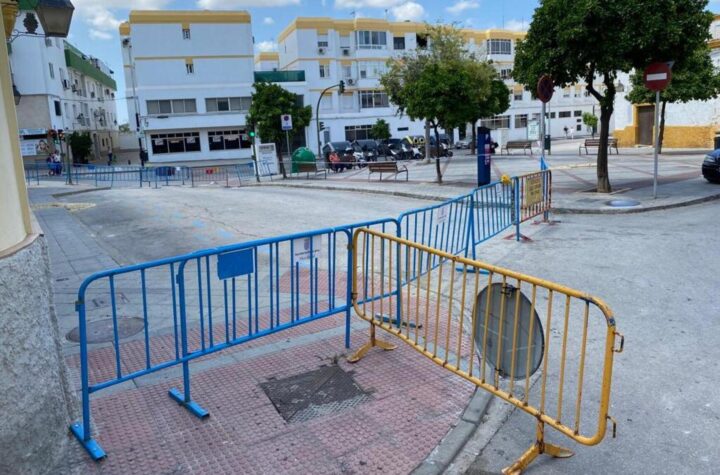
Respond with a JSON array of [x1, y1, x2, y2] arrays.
[[89, 29, 113, 40], [447, 0, 480, 15], [263, 17, 275, 25], [504, 19, 528, 31], [256, 40, 278, 52], [197, 0, 299, 7], [335, 0, 403, 8], [391, 2, 424, 22], [71, 0, 171, 40]]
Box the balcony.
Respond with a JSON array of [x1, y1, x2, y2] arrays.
[[254, 71, 305, 83]]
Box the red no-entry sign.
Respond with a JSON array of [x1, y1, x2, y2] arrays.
[[643, 63, 672, 92]]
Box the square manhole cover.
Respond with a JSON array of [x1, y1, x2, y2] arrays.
[[261, 365, 371, 423]]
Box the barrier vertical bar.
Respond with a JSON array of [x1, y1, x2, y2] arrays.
[[514, 177, 521, 242], [168, 262, 209, 418], [345, 230, 353, 349]]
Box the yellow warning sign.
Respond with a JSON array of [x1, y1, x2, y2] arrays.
[[524, 175, 543, 207]]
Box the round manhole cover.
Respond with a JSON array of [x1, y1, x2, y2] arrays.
[[606, 199, 641, 208], [66, 317, 144, 343]]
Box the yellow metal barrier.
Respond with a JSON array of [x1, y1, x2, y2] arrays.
[[348, 228, 623, 474]]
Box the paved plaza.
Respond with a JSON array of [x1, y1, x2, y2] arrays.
[[28, 144, 720, 474]]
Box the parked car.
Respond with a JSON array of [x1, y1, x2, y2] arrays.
[[322, 141, 355, 172], [454, 138, 471, 149], [702, 149, 720, 183], [352, 139, 380, 162]]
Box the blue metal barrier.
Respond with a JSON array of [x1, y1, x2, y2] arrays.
[[472, 180, 515, 248], [24, 163, 40, 185]]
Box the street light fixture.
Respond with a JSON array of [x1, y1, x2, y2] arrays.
[[34, 0, 74, 38]]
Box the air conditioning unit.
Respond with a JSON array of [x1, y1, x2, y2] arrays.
[[318, 47, 326, 55], [341, 48, 350, 56], [347, 78, 355, 85]]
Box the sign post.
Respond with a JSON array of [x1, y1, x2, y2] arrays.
[[536, 75, 554, 168], [281, 114, 293, 173], [643, 63, 672, 199]]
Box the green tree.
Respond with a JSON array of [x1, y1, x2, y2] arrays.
[[246, 81, 312, 178], [370, 119, 391, 142], [118, 123, 131, 133], [67, 132, 93, 164], [382, 24, 490, 183], [626, 45, 720, 153], [514, 0, 712, 192], [468, 75, 510, 154], [582, 112, 599, 137]]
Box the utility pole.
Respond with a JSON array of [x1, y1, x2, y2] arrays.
[[315, 81, 345, 157]]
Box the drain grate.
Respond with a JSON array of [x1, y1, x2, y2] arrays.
[[66, 316, 145, 343], [261, 365, 371, 423]]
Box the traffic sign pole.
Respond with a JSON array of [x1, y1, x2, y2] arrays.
[[653, 90, 660, 199]]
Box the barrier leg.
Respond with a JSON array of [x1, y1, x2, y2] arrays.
[[502, 421, 573, 475], [168, 271, 209, 419], [347, 323, 396, 363]]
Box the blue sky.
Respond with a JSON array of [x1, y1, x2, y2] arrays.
[[67, 0, 541, 124]]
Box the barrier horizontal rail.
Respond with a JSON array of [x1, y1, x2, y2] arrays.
[[70, 217, 397, 460], [349, 228, 622, 474]]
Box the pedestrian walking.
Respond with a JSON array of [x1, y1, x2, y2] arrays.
[[563, 126, 569, 138], [107, 151, 113, 166]]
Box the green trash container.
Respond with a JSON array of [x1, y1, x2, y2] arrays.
[[291, 147, 316, 173]]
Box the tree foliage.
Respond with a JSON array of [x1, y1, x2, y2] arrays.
[[514, 0, 712, 192], [370, 119, 391, 142], [582, 112, 598, 136], [246, 81, 312, 178], [469, 75, 510, 153], [626, 45, 720, 152], [381, 24, 496, 183], [67, 132, 93, 164]]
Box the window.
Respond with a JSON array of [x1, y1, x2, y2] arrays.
[[319, 64, 329, 78], [487, 39, 511, 55], [342, 65, 352, 78], [146, 99, 196, 115], [576, 124, 582, 131], [359, 90, 389, 109], [186, 63, 194, 74], [416, 34, 428, 49], [49, 63, 54, 79], [563, 87, 571, 98], [54, 101, 61, 116], [500, 68, 512, 80], [514, 114, 528, 129], [357, 30, 387, 49], [341, 93, 355, 111], [317, 35, 329, 48], [393, 36, 405, 50], [205, 97, 251, 112], [358, 61, 386, 79], [513, 90, 523, 101], [320, 94, 332, 111], [558, 111, 571, 118], [549, 112, 556, 119], [482, 115, 510, 129], [345, 124, 373, 141], [150, 132, 200, 154], [182, 28, 191, 40], [574, 110, 582, 117], [208, 129, 252, 151]]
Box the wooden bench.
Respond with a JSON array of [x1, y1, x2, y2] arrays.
[[367, 161, 408, 181], [294, 161, 327, 179], [502, 140, 534, 155], [580, 137, 619, 155]]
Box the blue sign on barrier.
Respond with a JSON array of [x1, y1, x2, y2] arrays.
[[217, 249, 254, 279]]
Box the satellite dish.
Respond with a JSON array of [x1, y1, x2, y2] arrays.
[[474, 283, 544, 380]]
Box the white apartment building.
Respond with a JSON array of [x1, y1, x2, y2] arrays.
[[9, 26, 118, 162], [120, 11, 256, 164], [276, 18, 599, 149]]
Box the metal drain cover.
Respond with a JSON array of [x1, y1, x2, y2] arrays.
[[606, 199, 641, 208], [66, 317, 145, 343], [261, 365, 371, 423]]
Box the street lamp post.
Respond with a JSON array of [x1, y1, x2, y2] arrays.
[[315, 80, 344, 157]]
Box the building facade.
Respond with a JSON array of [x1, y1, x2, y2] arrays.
[[612, 16, 720, 149], [276, 17, 599, 150], [120, 11, 255, 164], [9, 28, 118, 163]]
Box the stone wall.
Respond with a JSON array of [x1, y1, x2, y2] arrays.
[[0, 235, 77, 475]]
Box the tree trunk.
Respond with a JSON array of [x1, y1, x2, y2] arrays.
[[596, 103, 612, 193], [276, 141, 287, 179], [433, 125, 442, 184], [658, 100, 667, 155], [470, 122, 477, 155]]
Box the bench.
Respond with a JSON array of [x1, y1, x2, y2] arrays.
[[294, 162, 327, 179], [580, 138, 619, 155], [502, 140, 533, 155], [367, 161, 408, 181]]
